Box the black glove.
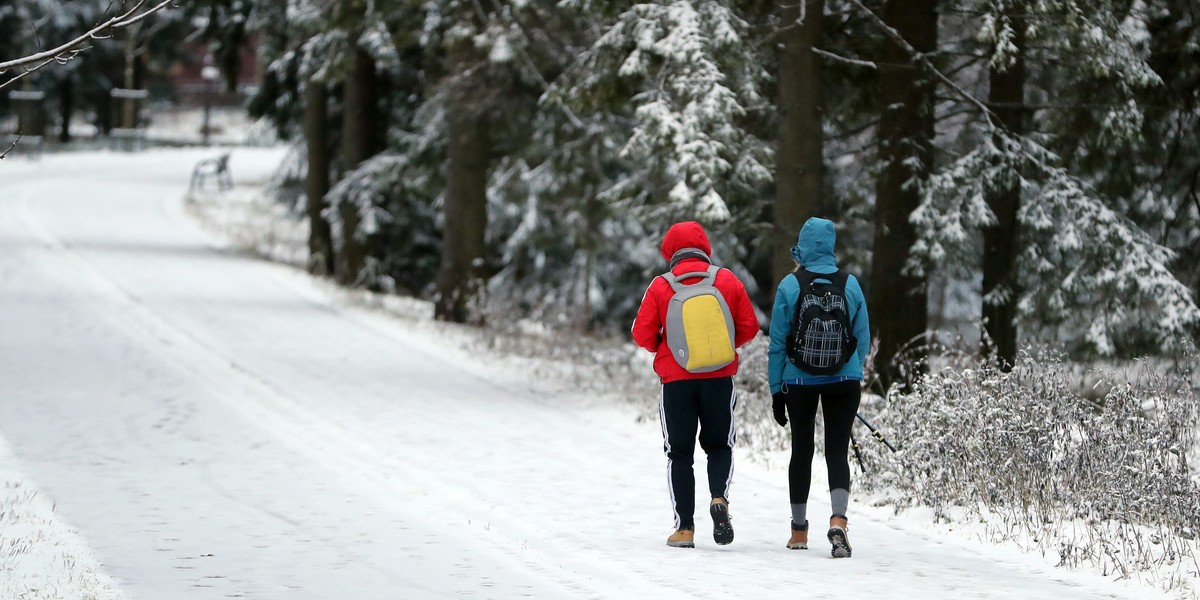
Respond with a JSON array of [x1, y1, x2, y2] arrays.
[[772, 392, 788, 427]]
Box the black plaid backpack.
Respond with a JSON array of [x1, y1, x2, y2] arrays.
[[786, 270, 858, 375]]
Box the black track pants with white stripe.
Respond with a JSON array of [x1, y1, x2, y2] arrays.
[[659, 377, 737, 530]]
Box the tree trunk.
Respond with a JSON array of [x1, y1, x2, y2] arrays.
[[336, 44, 386, 286], [435, 45, 490, 323], [773, 0, 825, 283], [869, 0, 937, 387], [304, 79, 335, 277], [982, 14, 1026, 369], [57, 78, 73, 143]]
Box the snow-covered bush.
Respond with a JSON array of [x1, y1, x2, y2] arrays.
[[730, 336, 789, 453], [858, 349, 1200, 595]]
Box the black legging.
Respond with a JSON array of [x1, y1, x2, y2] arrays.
[[784, 380, 861, 504]]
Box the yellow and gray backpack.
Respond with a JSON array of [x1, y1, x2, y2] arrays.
[[662, 264, 736, 373]]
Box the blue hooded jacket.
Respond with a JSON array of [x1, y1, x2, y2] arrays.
[[767, 217, 871, 393]]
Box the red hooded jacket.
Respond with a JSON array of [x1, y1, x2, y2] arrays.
[[631, 222, 759, 383]]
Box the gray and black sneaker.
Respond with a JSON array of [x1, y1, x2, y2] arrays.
[[710, 498, 734, 545], [827, 515, 852, 558]]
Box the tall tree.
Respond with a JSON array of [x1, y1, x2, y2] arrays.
[[551, 0, 772, 327], [303, 78, 335, 276], [319, 0, 440, 295], [981, 6, 1026, 367], [238, 0, 341, 276], [868, 0, 937, 382], [434, 4, 492, 322], [774, 0, 824, 282], [335, 0, 387, 285]]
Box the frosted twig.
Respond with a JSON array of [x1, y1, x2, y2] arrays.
[[0, 134, 19, 159], [0, 0, 174, 89], [812, 47, 877, 69]]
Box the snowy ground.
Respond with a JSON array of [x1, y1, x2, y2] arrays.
[[0, 148, 1184, 599]]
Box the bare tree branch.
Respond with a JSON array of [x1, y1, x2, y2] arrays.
[[844, 0, 998, 131], [0, 134, 21, 159], [812, 47, 877, 70], [0, 0, 175, 90], [1, 51, 87, 91]]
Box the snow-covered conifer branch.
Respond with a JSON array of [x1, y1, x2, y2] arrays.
[[555, 0, 772, 223], [911, 128, 1200, 355]]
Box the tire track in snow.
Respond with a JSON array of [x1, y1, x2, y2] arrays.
[[7, 183, 691, 600]]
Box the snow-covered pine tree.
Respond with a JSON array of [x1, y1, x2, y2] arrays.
[[237, 0, 433, 290], [317, 0, 438, 293], [408, 0, 558, 322], [482, 0, 650, 330], [239, 0, 351, 277], [1079, 0, 1200, 353], [557, 0, 771, 227], [535, 0, 771, 326], [909, 0, 1200, 359], [853, 0, 938, 384], [330, 0, 394, 287]]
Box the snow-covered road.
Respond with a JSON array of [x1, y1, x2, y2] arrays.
[[0, 150, 1171, 599]]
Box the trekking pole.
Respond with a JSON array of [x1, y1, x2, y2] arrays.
[[850, 433, 867, 474], [855, 413, 899, 453]]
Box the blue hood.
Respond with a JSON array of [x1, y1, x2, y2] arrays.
[[789, 217, 838, 273]]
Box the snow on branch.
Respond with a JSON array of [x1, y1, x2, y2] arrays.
[[857, 0, 1192, 354], [0, 0, 175, 90], [860, 350, 1200, 595], [911, 130, 1200, 355], [556, 0, 771, 223], [325, 153, 408, 242], [812, 47, 877, 70]]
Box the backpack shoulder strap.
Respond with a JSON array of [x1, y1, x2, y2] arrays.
[[789, 271, 806, 324], [827, 269, 849, 291]]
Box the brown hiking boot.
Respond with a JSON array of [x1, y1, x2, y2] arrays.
[[709, 498, 734, 545], [667, 527, 695, 548], [827, 515, 851, 558], [787, 520, 809, 549]]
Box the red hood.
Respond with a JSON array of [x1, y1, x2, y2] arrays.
[[660, 221, 712, 262]]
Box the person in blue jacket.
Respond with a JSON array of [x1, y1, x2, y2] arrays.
[[767, 217, 870, 558]]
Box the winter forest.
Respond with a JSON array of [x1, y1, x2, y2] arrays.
[[4, 0, 1199, 364], [2, 0, 1200, 597]]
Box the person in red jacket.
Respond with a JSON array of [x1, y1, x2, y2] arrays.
[[631, 221, 759, 548]]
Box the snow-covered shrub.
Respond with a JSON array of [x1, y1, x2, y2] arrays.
[[730, 336, 789, 454], [859, 349, 1200, 595]]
